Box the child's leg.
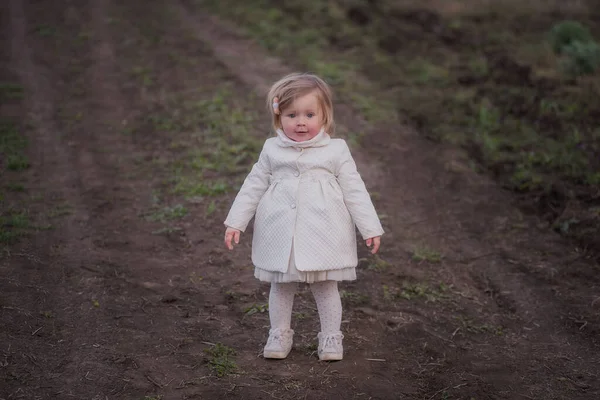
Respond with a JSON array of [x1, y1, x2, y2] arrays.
[[310, 280, 342, 334], [268, 282, 297, 329]]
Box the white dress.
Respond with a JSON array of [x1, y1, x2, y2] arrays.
[[254, 242, 357, 283]]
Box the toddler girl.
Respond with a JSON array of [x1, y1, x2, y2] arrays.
[[223, 73, 383, 361]]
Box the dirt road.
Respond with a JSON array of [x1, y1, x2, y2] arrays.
[[1, 1, 598, 399]]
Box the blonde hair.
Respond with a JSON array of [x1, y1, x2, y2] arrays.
[[267, 73, 335, 134]]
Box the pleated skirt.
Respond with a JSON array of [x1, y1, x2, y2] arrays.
[[254, 242, 356, 283]]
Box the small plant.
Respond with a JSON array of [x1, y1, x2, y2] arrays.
[[205, 343, 237, 377], [6, 183, 25, 192], [131, 66, 153, 86], [6, 154, 30, 171], [303, 342, 318, 354], [293, 311, 308, 319], [172, 178, 228, 198], [205, 200, 217, 216], [0, 120, 29, 172], [382, 282, 448, 303], [559, 40, 600, 78], [145, 204, 188, 222], [549, 21, 593, 54], [361, 254, 390, 272], [399, 282, 447, 303], [0, 83, 24, 100], [548, 21, 600, 78], [244, 303, 268, 316], [47, 204, 73, 218], [340, 290, 370, 305], [189, 272, 203, 284], [0, 210, 29, 244], [411, 246, 442, 263], [382, 284, 393, 301], [35, 24, 56, 37], [456, 316, 504, 336], [151, 226, 182, 235]]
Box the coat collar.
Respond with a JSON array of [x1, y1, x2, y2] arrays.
[[275, 128, 330, 149]]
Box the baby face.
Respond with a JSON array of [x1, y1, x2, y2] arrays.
[[280, 91, 323, 142]]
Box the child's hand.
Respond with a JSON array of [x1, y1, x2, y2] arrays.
[[366, 236, 381, 254], [224, 227, 241, 250]]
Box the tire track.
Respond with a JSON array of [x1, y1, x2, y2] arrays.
[[5, 0, 156, 397], [4, 0, 110, 397]]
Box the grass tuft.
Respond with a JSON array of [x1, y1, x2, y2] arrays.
[[205, 343, 237, 377], [340, 289, 370, 305], [0, 210, 30, 244], [0, 120, 29, 172], [412, 246, 442, 263], [244, 303, 268, 316], [0, 83, 25, 100], [145, 204, 188, 222], [384, 282, 448, 303]]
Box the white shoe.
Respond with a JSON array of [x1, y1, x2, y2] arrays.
[[263, 328, 294, 359], [317, 331, 344, 361]]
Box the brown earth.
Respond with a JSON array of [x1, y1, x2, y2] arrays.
[[1, 0, 599, 399]]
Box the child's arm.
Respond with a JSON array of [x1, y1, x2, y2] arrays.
[[223, 141, 272, 249], [336, 141, 384, 252]]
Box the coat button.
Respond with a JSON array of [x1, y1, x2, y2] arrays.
[[294, 172, 299, 177], [291, 204, 296, 209]]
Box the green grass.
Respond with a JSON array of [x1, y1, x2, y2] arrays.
[[202, 0, 600, 250], [6, 183, 25, 192], [148, 89, 263, 202], [35, 24, 57, 37], [47, 204, 73, 218], [205, 200, 217, 216], [131, 66, 154, 87], [361, 254, 391, 272], [151, 226, 183, 235], [384, 282, 449, 303], [0, 119, 30, 172], [0, 209, 30, 244], [204, 343, 237, 377], [456, 316, 504, 336], [412, 246, 443, 263], [340, 289, 370, 305], [200, 0, 396, 124], [244, 303, 268, 316], [0, 83, 24, 101], [171, 178, 228, 199], [145, 204, 188, 222]]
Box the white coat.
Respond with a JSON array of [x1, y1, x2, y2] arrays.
[[224, 129, 384, 273]]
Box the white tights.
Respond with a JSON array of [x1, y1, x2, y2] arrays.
[[268, 281, 342, 334]]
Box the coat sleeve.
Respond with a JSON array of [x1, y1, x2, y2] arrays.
[[223, 141, 272, 232], [336, 140, 384, 239]]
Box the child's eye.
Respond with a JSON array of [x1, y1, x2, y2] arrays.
[[307, 113, 314, 118], [288, 113, 296, 118]]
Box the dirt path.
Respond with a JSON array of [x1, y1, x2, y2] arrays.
[[1, 0, 598, 399]]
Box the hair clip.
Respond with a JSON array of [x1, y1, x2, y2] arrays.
[[272, 97, 280, 115]]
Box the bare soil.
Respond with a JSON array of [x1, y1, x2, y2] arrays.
[[1, 1, 599, 399]]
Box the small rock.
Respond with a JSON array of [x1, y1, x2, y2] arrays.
[[160, 294, 180, 303], [355, 307, 377, 317]]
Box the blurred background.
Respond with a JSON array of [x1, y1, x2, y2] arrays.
[[203, 0, 600, 257]]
